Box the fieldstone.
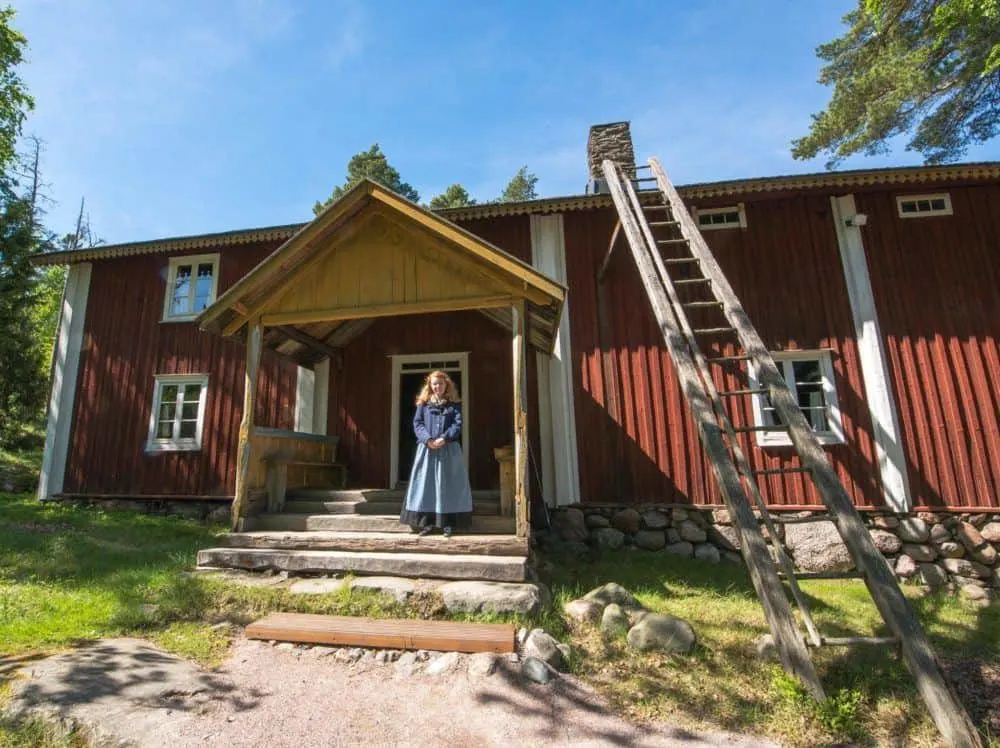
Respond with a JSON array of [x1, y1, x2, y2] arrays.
[[970, 543, 998, 566], [438, 581, 547, 616], [583, 582, 643, 610], [895, 554, 918, 578], [930, 523, 952, 544], [552, 508, 588, 542], [394, 651, 419, 675], [968, 514, 988, 528], [955, 522, 992, 556], [468, 652, 499, 678], [901, 544, 937, 562], [600, 604, 630, 636], [756, 634, 779, 662], [918, 563, 949, 589], [349, 576, 416, 603], [672, 509, 689, 522], [678, 520, 707, 543], [666, 529, 681, 544], [522, 656, 556, 684], [980, 522, 1000, 543], [556, 643, 572, 664], [634, 530, 666, 551], [694, 543, 720, 564], [374, 650, 391, 664], [626, 613, 696, 654], [959, 584, 990, 605], [522, 629, 565, 670], [642, 510, 669, 529], [612, 508, 642, 534], [708, 525, 740, 552], [563, 598, 603, 624], [289, 578, 348, 595], [206, 506, 231, 524], [664, 541, 693, 557], [711, 509, 732, 525], [943, 558, 992, 579], [593, 528, 625, 550], [897, 518, 930, 543], [936, 541, 966, 559], [871, 515, 900, 530], [869, 529, 902, 555], [425, 651, 461, 676], [721, 550, 744, 566], [586, 513, 610, 529], [785, 521, 854, 573]]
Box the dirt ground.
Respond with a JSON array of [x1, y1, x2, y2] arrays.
[[6, 637, 777, 747]]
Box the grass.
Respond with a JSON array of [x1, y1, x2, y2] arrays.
[[0, 490, 996, 746], [537, 545, 999, 747], [0, 429, 43, 494]]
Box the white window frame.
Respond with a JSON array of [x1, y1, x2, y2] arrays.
[[146, 374, 210, 452], [162, 253, 220, 322], [695, 203, 746, 230], [749, 350, 844, 447], [896, 193, 953, 218]]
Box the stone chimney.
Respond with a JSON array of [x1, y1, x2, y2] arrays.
[[587, 121, 636, 182]]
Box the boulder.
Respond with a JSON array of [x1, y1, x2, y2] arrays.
[[901, 544, 937, 563], [611, 508, 642, 534], [784, 521, 854, 573], [871, 515, 900, 530], [678, 520, 707, 543], [523, 629, 565, 670], [522, 656, 556, 684], [289, 578, 348, 595], [693, 543, 720, 564], [585, 513, 610, 529], [936, 541, 966, 559], [918, 563, 949, 589], [711, 509, 732, 525], [626, 613, 696, 654], [593, 528, 625, 550], [582, 582, 643, 610], [666, 529, 682, 544], [425, 652, 462, 676], [552, 508, 588, 542], [708, 525, 740, 551], [634, 530, 666, 551], [664, 541, 693, 557], [468, 652, 500, 678], [755, 634, 778, 662], [980, 522, 1000, 544], [438, 581, 547, 616], [929, 523, 952, 544], [896, 518, 930, 543], [895, 554, 918, 578], [721, 550, 744, 567], [958, 584, 991, 605], [672, 508, 689, 522], [641, 510, 669, 530], [600, 604, 630, 636], [562, 598, 603, 624], [955, 522, 991, 555], [869, 529, 902, 555], [349, 576, 417, 603], [943, 558, 992, 579]]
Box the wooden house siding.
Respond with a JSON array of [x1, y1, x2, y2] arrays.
[[64, 242, 298, 496], [856, 183, 1000, 510]]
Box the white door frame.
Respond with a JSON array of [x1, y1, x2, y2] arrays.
[[389, 352, 470, 488]]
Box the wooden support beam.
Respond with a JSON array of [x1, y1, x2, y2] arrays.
[[512, 301, 529, 539], [598, 220, 623, 282], [275, 325, 342, 360], [232, 318, 262, 531], [261, 295, 517, 327]]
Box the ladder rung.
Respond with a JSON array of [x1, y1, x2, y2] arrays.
[[682, 301, 724, 309], [651, 224, 683, 231], [779, 570, 863, 580], [709, 354, 751, 363], [765, 513, 833, 525], [641, 204, 670, 211], [674, 278, 711, 286], [693, 327, 736, 336], [633, 176, 657, 182], [733, 424, 788, 433], [813, 636, 899, 647], [656, 237, 688, 243], [663, 258, 699, 266], [719, 388, 768, 396], [634, 164, 652, 170], [753, 466, 812, 476]]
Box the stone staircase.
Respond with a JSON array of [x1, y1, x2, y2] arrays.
[[196, 488, 527, 582]]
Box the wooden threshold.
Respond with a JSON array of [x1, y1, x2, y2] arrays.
[[245, 612, 516, 653]]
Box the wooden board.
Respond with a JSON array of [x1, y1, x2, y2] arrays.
[[245, 612, 516, 653]]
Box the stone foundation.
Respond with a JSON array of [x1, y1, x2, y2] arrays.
[[548, 505, 1000, 600], [56, 497, 231, 525]]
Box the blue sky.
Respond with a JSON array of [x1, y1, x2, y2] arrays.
[[13, 0, 1000, 245]]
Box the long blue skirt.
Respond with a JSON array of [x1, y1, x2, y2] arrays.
[[399, 441, 473, 529]]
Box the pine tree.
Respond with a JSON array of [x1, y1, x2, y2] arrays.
[[314, 144, 419, 214], [498, 166, 538, 202]]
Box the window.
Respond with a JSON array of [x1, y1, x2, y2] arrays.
[[896, 193, 952, 218], [750, 351, 843, 447], [163, 254, 220, 321], [696, 203, 746, 230], [146, 374, 209, 452]]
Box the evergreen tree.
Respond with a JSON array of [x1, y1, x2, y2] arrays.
[[428, 183, 475, 209], [314, 144, 419, 214], [498, 166, 538, 202]]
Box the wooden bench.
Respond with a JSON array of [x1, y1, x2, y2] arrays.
[[253, 430, 346, 513]]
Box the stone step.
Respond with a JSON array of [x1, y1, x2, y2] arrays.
[[246, 513, 515, 535], [196, 547, 527, 582], [283, 499, 501, 516], [222, 530, 528, 557], [285, 488, 501, 501]]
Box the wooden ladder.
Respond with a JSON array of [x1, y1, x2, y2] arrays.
[[601, 157, 982, 748]]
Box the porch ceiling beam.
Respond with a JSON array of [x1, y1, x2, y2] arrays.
[[274, 325, 342, 360], [260, 295, 517, 327]]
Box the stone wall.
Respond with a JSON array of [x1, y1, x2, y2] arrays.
[[548, 505, 999, 603], [59, 497, 231, 524], [587, 122, 636, 180]]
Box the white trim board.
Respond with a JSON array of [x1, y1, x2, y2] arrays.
[[312, 358, 330, 436], [530, 214, 581, 507], [38, 263, 92, 499], [831, 195, 912, 512], [294, 366, 315, 433], [389, 352, 470, 488]]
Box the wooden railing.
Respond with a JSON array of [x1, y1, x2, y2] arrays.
[[244, 428, 344, 516]]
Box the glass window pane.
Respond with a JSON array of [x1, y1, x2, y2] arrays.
[[156, 421, 174, 439], [179, 421, 197, 439], [182, 385, 201, 403], [791, 360, 828, 431], [171, 265, 192, 315], [194, 263, 214, 311], [181, 403, 199, 420]]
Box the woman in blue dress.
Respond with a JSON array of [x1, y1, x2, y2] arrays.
[[399, 370, 473, 537]]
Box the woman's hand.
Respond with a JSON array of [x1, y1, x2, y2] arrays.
[[428, 437, 446, 449]]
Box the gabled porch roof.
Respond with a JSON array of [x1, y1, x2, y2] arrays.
[[197, 179, 566, 364]]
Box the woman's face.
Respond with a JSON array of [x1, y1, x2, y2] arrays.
[[430, 376, 447, 398]]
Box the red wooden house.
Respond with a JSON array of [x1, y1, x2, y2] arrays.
[[34, 122, 1000, 582]]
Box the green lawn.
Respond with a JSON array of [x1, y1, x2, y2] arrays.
[[0, 492, 996, 746]]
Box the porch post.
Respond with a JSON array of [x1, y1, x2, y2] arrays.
[[232, 318, 262, 531], [512, 301, 529, 538]]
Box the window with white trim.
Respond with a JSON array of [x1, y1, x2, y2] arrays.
[[750, 351, 844, 447], [696, 203, 746, 230], [896, 193, 952, 218], [146, 374, 209, 452], [163, 254, 220, 321]]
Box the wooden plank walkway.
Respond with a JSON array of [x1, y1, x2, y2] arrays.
[[245, 612, 517, 654]]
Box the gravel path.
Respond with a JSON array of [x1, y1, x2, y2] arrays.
[[8, 637, 776, 747]]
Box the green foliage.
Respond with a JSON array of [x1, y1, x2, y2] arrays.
[[771, 668, 865, 739], [313, 143, 419, 214], [793, 0, 1000, 165], [428, 183, 475, 209], [0, 7, 32, 176], [498, 166, 538, 202]]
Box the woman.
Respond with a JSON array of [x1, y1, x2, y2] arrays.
[[399, 370, 473, 537]]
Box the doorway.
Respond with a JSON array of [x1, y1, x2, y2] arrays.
[[389, 352, 469, 488]]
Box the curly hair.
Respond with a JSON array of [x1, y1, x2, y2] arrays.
[[415, 370, 461, 404]]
